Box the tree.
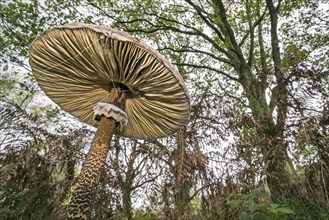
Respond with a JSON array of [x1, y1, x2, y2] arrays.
[[86, 0, 329, 202], [1, 0, 328, 218], [109, 138, 161, 220]]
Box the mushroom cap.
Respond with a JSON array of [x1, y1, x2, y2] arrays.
[[29, 23, 190, 140]]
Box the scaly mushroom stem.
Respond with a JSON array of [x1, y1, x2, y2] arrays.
[[67, 88, 124, 220]]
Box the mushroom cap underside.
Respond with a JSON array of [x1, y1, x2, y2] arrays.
[[29, 23, 190, 140]]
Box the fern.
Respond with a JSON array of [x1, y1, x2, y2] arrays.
[[0, 98, 92, 219]]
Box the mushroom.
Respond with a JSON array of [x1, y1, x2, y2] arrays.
[[29, 23, 190, 219]]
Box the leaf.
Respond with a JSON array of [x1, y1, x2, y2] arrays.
[[276, 207, 295, 214], [254, 212, 271, 220], [226, 200, 242, 208], [239, 212, 251, 220], [252, 187, 270, 199], [249, 203, 259, 213], [270, 203, 279, 209]]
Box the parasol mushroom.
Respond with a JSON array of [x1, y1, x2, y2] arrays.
[[29, 23, 190, 219]]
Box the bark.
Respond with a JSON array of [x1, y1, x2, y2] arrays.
[[264, 0, 291, 201], [118, 161, 134, 220], [122, 183, 133, 220], [114, 141, 135, 220], [173, 128, 191, 219], [213, 0, 293, 201]]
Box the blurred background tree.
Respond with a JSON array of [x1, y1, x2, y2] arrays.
[[1, 0, 328, 219]]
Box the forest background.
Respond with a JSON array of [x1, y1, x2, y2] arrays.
[[0, 0, 328, 219]]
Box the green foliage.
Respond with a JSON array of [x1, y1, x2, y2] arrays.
[[0, 0, 82, 63], [28, 104, 61, 123], [0, 0, 44, 62], [0, 71, 18, 99], [226, 187, 294, 220], [278, 195, 329, 220], [1, 0, 328, 219]]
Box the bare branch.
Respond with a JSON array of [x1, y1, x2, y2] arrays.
[[174, 62, 241, 83], [133, 171, 162, 189], [87, 1, 231, 57], [158, 46, 233, 65]]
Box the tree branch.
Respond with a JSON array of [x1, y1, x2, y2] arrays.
[[213, 0, 241, 54], [158, 46, 233, 65], [185, 0, 225, 41], [239, 6, 267, 48], [174, 62, 240, 83], [246, 0, 255, 66], [257, 1, 269, 79], [266, 0, 282, 75], [88, 1, 231, 57]]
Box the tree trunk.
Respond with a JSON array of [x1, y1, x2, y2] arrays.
[[173, 128, 191, 220], [122, 183, 133, 220]]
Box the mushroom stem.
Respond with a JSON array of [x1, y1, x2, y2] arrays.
[[67, 88, 124, 220]]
